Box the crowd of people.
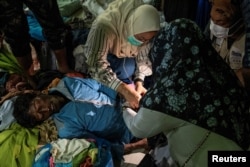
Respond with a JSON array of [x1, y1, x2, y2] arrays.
[[1, 0, 250, 166]]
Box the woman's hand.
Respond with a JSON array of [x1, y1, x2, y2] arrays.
[[135, 81, 147, 96], [117, 83, 141, 109]]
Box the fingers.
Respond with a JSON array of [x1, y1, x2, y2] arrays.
[[127, 91, 141, 109], [117, 83, 141, 109], [135, 84, 147, 96]]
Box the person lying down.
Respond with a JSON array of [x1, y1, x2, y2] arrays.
[[12, 76, 148, 159]]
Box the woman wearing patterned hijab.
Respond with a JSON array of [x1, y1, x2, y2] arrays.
[[123, 18, 250, 167], [83, 0, 160, 109]]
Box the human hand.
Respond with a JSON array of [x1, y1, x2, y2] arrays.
[[135, 81, 147, 96], [117, 83, 141, 109]]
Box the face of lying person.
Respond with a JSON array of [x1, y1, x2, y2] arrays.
[[134, 31, 158, 44], [28, 94, 66, 122]]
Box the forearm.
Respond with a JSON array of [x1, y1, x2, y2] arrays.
[[123, 106, 186, 138], [123, 107, 166, 138], [85, 25, 122, 89], [134, 44, 153, 81]]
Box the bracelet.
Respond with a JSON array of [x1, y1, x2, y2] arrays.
[[134, 78, 144, 84], [122, 105, 130, 109]]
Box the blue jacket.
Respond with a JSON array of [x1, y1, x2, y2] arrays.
[[49, 77, 132, 144]]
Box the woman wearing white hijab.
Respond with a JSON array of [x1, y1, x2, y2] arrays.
[[83, 0, 160, 109]]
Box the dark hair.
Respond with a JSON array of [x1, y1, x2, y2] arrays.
[[13, 93, 43, 128]]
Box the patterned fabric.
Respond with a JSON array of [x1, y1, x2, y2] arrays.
[[141, 18, 250, 150], [37, 118, 58, 145]]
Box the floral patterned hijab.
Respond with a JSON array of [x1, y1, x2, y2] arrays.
[[141, 18, 250, 150]]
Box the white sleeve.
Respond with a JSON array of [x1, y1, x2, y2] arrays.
[[123, 106, 186, 138], [134, 43, 153, 81]]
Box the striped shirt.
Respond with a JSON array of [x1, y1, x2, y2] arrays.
[[84, 23, 153, 90]]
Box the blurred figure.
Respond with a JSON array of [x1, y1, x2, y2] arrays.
[[0, 0, 74, 87]]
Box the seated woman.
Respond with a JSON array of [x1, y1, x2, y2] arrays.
[[13, 76, 142, 160], [122, 18, 250, 167]]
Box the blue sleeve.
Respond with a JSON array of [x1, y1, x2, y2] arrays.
[[53, 102, 132, 143], [63, 77, 118, 105]]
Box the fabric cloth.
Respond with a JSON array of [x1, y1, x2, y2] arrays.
[[50, 77, 132, 144], [37, 118, 58, 145], [83, 0, 160, 90], [123, 108, 243, 167], [0, 0, 68, 57], [50, 138, 90, 163], [57, 0, 82, 17], [0, 71, 9, 86], [48, 77, 133, 159], [0, 122, 39, 167], [0, 71, 8, 96], [33, 141, 96, 167], [107, 54, 136, 84], [123, 18, 250, 166], [33, 144, 52, 167], [0, 98, 16, 131], [50, 77, 117, 106], [144, 18, 250, 150], [26, 11, 46, 41]]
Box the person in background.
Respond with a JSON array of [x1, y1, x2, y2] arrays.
[[205, 0, 250, 89], [83, 0, 160, 109], [122, 18, 250, 167], [0, 0, 74, 87]]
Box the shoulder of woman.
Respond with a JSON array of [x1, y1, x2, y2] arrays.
[[91, 21, 116, 36]]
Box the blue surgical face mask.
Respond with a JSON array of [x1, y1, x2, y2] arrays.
[[127, 35, 143, 46]]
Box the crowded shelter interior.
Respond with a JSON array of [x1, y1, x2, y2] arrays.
[[0, 0, 250, 167]]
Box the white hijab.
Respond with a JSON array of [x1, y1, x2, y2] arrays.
[[93, 0, 160, 57]]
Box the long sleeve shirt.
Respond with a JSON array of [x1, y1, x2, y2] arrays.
[[84, 23, 152, 90], [122, 107, 243, 167]]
